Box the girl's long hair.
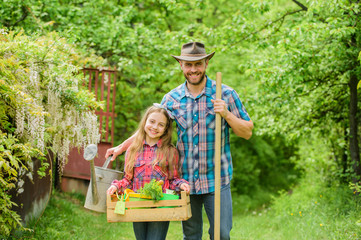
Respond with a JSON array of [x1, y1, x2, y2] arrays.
[[125, 105, 178, 179]]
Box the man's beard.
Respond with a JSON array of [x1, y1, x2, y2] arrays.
[[184, 71, 206, 86]]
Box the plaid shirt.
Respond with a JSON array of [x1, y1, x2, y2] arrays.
[[161, 76, 251, 194], [111, 139, 188, 193]]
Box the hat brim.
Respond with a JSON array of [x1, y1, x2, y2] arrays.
[[172, 52, 215, 62]]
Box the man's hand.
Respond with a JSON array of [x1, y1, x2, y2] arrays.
[[106, 133, 136, 160], [211, 99, 229, 118], [105, 144, 124, 161]]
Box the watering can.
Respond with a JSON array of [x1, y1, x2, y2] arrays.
[[83, 144, 123, 212]]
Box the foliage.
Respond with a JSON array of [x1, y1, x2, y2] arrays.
[[3, 0, 304, 196], [10, 179, 361, 239], [266, 173, 361, 239], [0, 0, 258, 144], [9, 190, 189, 240], [1, 0, 360, 236], [231, 132, 301, 195], [0, 132, 43, 236], [0, 0, 344, 198], [241, 0, 360, 133], [0, 28, 103, 170], [7, 190, 134, 239], [138, 179, 163, 201], [233, 135, 361, 239], [0, 29, 104, 235], [234, 173, 361, 240], [221, 0, 361, 181], [349, 182, 361, 195]]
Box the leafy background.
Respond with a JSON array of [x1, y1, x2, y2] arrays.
[[0, 0, 361, 238]]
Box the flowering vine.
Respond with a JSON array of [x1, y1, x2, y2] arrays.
[[0, 29, 105, 235]]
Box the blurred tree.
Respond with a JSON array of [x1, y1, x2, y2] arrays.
[[216, 0, 361, 182], [2, 0, 333, 197]]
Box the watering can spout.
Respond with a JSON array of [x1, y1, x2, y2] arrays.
[[84, 144, 99, 205]]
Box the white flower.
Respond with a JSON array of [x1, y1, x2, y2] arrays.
[[29, 63, 40, 89], [15, 106, 25, 136]]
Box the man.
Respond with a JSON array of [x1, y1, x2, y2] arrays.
[[106, 42, 253, 240]]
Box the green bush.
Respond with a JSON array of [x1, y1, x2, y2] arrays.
[[231, 132, 301, 196], [0, 133, 43, 236], [0, 29, 104, 236]]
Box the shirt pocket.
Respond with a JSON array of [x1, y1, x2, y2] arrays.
[[205, 102, 216, 129], [153, 164, 168, 180], [133, 161, 146, 179], [205, 102, 227, 132], [172, 103, 189, 130]]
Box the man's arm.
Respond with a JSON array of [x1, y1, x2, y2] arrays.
[[105, 131, 137, 161], [223, 112, 253, 139], [211, 99, 254, 140]]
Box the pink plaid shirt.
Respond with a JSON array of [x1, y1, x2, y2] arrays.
[[111, 139, 188, 193]]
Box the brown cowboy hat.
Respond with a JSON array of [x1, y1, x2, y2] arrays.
[[172, 42, 215, 62]]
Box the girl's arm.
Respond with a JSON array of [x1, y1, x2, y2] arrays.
[[107, 151, 133, 194], [109, 174, 132, 194], [168, 148, 190, 193]]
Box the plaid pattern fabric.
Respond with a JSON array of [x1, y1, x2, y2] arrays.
[[111, 140, 188, 193], [161, 76, 251, 194]]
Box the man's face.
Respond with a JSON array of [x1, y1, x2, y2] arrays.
[[180, 59, 208, 86]]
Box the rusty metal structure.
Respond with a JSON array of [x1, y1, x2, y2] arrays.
[[61, 67, 118, 194], [84, 67, 117, 145], [10, 155, 52, 226]]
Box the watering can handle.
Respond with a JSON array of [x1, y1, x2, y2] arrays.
[[102, 156, 113, 169]]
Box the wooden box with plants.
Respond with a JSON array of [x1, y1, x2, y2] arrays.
[[107, 179, 191, 222]]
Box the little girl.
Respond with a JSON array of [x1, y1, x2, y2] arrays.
[[107, 104, 190, 240]]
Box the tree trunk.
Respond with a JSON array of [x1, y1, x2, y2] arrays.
[[342, 127, 348, 183], [349, 71, 361, 182]]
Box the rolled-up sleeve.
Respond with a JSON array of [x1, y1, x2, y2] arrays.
[[227, 89, 251, 121], [168, 148, 189, 191], [110, 151, 133, 193]]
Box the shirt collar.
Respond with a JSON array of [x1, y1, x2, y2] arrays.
[[180, 75, 212, 99], [204, 75, 213, 98], [143, 138, 163, 147]]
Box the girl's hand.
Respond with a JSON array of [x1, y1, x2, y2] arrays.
[[106, 185, 117, 195], [180, 183, 190, 194]]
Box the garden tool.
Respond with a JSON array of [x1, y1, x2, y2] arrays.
[[84, 144, 123, 212], [214, 72, 222, 240]]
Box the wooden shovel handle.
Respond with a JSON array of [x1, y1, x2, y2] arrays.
[[214, 72, 222, 240]]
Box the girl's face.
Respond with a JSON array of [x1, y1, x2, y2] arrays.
[[144, 111, 168, 145]]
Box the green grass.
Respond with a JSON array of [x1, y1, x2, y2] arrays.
[[8, 174, 361, 240], [233, 173, 361, 240], [10, 190, 200, 240]]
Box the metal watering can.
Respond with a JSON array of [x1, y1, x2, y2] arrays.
[[83, 144, 123, 212]]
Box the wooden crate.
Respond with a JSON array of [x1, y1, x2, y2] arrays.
[[107, 191, 192, 222]]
